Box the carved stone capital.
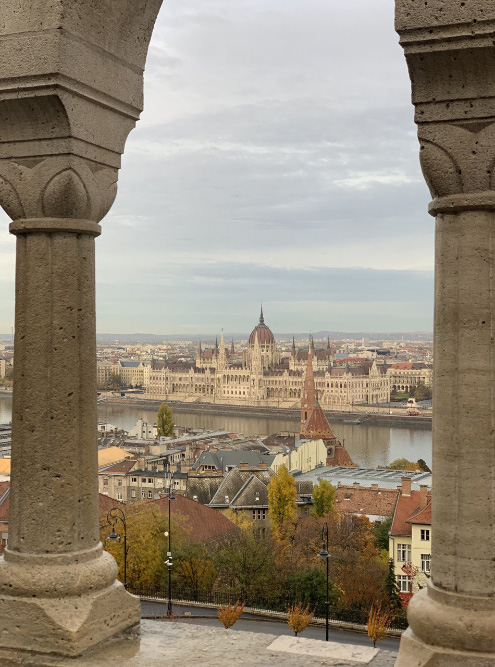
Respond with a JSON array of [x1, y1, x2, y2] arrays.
[[0, 0, 163, 225], [396, 3, 495, 214], [0, 155, 117, 223]]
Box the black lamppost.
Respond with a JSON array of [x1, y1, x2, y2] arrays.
[[107, 507, 128, 589], [164, 465, 176, 617], [318, 521, 330, 641]]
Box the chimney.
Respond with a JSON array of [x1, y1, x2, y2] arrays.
[[371, 484, 378, 489], [137, 457, 145, 470], [239, 462, 249, 470], [258, 462, 268, 470], [401, 477, 412, 496], [353, 482, 360, 489], [420, 484, 428, 508]]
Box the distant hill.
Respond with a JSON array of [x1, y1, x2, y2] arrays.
[[0, 331, 433, 344]]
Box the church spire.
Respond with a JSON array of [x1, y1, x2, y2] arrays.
[[300, 345, 337, 441], [231, 337, 235, 356], [291, 335, 296, 357], [259, 303, 264, 324]]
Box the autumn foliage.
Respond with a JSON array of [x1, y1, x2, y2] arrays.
[[367, 605, 391, 647], [287, 602, 314, 636], [217, 601, 245, 629]]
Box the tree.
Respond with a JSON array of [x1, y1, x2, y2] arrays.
[[367, 605, 391, 647], [174, 542, 217, 596], [373, 515, 392, 552], [217, 601, 245, 629], [417, 458, 432, 473], [213, 522, 277, 600], [385, 458, 419, 472], [414, 383, 432, 401], [311, 479, 336, 518], [107, 372, 122, 391], [267, 465, 296, 539], [384, 559, 402, 610], [287, 568, 338, 607], [157, 403, 174, 438], [287, 602, 313, 637]]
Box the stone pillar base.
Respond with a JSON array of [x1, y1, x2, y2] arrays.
[[396, 628, 495, 667], [0, 581, 140, 658]]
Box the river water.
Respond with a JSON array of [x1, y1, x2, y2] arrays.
[[0, 395, 432, 469]]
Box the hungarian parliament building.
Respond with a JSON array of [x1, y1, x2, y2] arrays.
[[99, 310, 411, 408]]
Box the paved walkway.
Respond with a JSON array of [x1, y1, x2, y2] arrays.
[[0, 621, 398, 665]]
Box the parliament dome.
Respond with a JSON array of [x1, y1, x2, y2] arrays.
[[249, 307, 275, 345]]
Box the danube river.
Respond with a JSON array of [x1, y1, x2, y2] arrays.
[[0, 395, 432, 469]]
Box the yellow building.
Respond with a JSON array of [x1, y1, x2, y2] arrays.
[[271, 438, 328, 474], [389, 479, 431, 602]]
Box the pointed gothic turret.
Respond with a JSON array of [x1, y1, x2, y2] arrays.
[[259, 304, 264, 324], [291, 335, 296, 357], [230, 337, 235, 357], [300, 353, 355, 466]]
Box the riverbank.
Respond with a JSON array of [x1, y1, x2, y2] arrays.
[[99, 397, 432, 429]]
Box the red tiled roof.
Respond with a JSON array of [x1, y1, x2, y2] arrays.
[[99, 460, 136, 475], [0, 482, 9, 522], [407, 502, 432, 525], [98, 494, 127, 516], [151, 494, 238, 543], [390, 363, 413, 369], [391, 490, 426, 537], [336, 484, 399, 517]]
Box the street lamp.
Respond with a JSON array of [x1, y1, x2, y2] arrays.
[[107, 507, 127, 589], [318, 521, 330, 641], [164, 465, 176, 617]]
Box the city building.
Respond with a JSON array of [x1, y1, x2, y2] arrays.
[[135, 309, 391, 408], [389, 479, 431, 606]]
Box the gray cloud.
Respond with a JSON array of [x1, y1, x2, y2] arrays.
[[0, 0, 434, 334]]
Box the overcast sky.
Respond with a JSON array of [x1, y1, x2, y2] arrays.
[[0, 0, 433, 335]]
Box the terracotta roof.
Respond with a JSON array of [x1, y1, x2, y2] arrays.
[[301, 404, 337, 440], [0, 482, 10, 522], [98, 446, 135, 468], [98, 493, 127, 516], [390, 363, 413, 369], [0, 459, 11, 475], [391, 490, 427, 537], [335, 484, 399, 518], [152, 494, 238, 543], [99, 460, 137, 475], [407, 502, 432, 525]]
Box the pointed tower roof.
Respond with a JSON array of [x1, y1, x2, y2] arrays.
[[300, 347, 337, 441], [291, 335, 296, 357], [231, 337, 235, 355], [259, 304, 264, 324]]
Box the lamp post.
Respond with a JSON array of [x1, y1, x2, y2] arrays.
[[164, 464, 176, 617], [318, 521, 330, 641], [107, 507, 128, 589]]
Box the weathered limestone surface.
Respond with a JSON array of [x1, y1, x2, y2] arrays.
[[0, 0, 162, 659], [0, 620, 399, 667], [395, 3, 495, 665]]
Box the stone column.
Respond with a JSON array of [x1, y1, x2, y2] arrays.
[[0, 1, 162, 659], [395, 4, 495, 665]]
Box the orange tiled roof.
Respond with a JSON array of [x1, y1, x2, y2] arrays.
[[407, 502, 432, 526], [99, 460, 136, 475], [336, 484, 399, 517], [152, 494, 238, 543], [391, 490, 425, 536]]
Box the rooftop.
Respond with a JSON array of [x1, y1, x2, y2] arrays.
[[295, 466, 432, 491]]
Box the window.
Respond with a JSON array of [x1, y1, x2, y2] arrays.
[[148, 490, 153, 499], [421, 529, 430, 541], [131, 490, 136, 498], [117, 492, 122, 501], [148, 478, 153, 484], [397, 543, 411, 562], [252, 509, 266, 520], [141, 490, 145, 499], [131, 477, 137, 483], [304, 507, 310, 516], [397, 575, 411, 593], [117, 480, 122, 487], [421, 553, 431, 573]]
